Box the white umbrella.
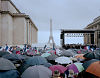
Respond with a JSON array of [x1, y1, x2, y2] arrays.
[[55, 56, 72, 64]]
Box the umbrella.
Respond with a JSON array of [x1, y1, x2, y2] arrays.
[[60, 50, 76, 57], [0, 51, 10, 57], [82, 59, 99, 70], [66, 63, 79, 74], [75, 54, 85, 59], [49, 65, 67, 74], [22, 55, 30, 60], [2, 54, 25, 61], [55, 56, 72, 64], [86, 61, 100, 77], [0, 58, 16, 70], [18, 56, 48, 73], [74, 63, 84, 72], [0, 70, 20, 78], [43, 63, 52, 67], [70, 57, 78, 62], [83, 52, 100, 60], [25, 56, 48, 65], [21, 65, 52, 78], [66, 63, 84, 73], [46, 54, 58, 61], [41, 53, 51, 57]]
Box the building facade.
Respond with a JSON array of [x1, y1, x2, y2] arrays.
[[0, 0, 38, 46], [84, 16, 100, 47]]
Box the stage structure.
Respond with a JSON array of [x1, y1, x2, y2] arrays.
[[60, 29, 100, 47]]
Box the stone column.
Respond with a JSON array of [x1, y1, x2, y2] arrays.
[[84, 34, 87, 44], [97, 30, 100, 47], [29, 22, 31, 45], [97, 24, 100, 29], [28, 21, 30, 44], [0, 0, 1, 11], [86, 34, 88, 44], [29, 23, 32, 45], [88, 33, 91, 44], [0, 13, 1, 46], [26, 20, 29, 44], [0, 0, 1, 46], [31, 24, 32, 44], [94, 31, 98, 46], [86, 33, 89, 45]]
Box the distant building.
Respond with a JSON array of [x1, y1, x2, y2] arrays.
[[0, 0, 38, 46], [84, 16, 100, 47], [60, 16, 100, 48]]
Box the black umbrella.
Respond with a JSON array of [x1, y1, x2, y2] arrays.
[[0, 70, 20, 78], [0, 58, 16, 70], [60, 50, 76, 57], [82, 59, 99, 70], [18, 56, 49, 74], [46, 54, 58, 61], [2, 54, 25, 61], [83, 52, 100, 60], [0, 51, 10, 57]]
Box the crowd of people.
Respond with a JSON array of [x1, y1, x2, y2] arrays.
[[63, 44, 97, 51], [0, 44, 100, 78]]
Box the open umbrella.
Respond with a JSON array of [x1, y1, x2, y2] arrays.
[[41, 53, 51, 57], [0, 58, 16, 70], [25, 56, 48, 65], [75, 54, 85, 60], [83, 52, 100, 60], [82, 59, 99, 70], [46, 54, 58, 61], [74, 63, 84, 72], [0, 70, 20, 78], [0, 51, 10, 57], [18, 56, 48, 73], [43, 63, 52, 67], [60, 50, 76, 57], [21, 65, 52, 78], [55, 56, 72, 64], [66, 63, 79, 74], [49, 65, 67, 74], [22, 55, 30, 60], [2, 54, 25, 61], [86, 61, 100, 77]]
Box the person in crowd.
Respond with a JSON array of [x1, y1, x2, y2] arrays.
[[0, 46, 2, 51], [65, 69, 75, 78], [53, 70, 61, 78], [23, 44, 27, 52], [5, 44, 9, 51], [44, 45, 47, 50]]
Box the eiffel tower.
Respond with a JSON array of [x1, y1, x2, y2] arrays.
[[48, 19, 56, 48]]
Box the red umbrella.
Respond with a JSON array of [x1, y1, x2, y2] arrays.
[[49, 65, 67, 74]]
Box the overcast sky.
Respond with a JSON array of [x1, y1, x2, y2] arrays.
[[12, 0, 100, 45]]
